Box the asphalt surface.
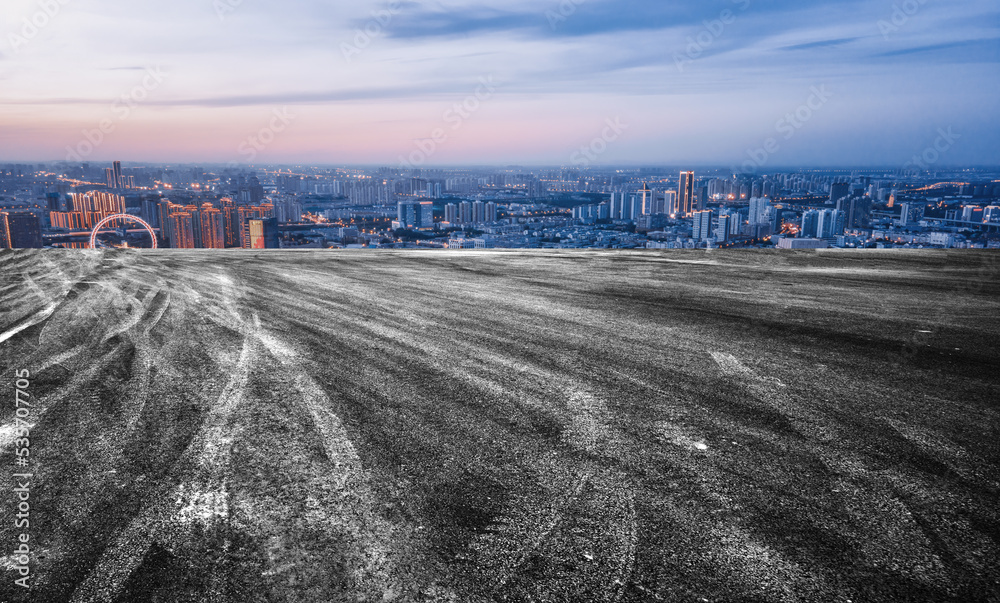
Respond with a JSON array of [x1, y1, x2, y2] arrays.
[[0, 249, 998, 603]]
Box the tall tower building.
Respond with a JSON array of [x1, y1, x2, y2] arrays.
[[678, 171, 695, 216], [0, 212, 43, 249], [200, 206, 226, 249], [830, 182, 850, 204], [638, 183, 653, 216], [168, 212, 197, 249], [244, 218, 280, 249], [113, 161, 123, 189], [691, 210, 714, 241]]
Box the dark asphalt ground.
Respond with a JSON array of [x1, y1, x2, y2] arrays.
[[0, 249, 998, 603]]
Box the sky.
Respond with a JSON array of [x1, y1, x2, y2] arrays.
[[0, 0, 998, 167]]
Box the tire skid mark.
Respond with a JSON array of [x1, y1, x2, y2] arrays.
[[473, 470, 592, 592], [251, 290, 641, 600], [482, 472, 639, 603], [611, 490, 639, 603], [0, 340, 132, 453], [70, 327, 257, 603], [249, 313, 439, 600], [0, 302, 60, 344]]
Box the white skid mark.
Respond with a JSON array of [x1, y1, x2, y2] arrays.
[[175, 484, 229, 525], [0, 422, 34, 451], [711, 352, 786, 387], [71, 331, 255, 603], [0, 303, 59, 344]]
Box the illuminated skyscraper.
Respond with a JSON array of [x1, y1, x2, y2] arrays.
[[236, 204, 276, 247], [0, 212, 43, 249], [638, 183, 653, 216], [244, 218, 280, 249], [678, 171, 695, 216], [200, 206, 225, 249], [222, 198, 240, 247], [168, 212, 197, 249]]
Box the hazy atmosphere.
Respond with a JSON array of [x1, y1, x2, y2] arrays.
[[2, 0, 998, 165]]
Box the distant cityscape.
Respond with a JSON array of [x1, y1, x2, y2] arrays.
[[1, 162, 999, 250]]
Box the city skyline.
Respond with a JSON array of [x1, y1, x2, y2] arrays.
[[1, 0, 998, 166]]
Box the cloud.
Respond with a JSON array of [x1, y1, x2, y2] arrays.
[[872, 38, 1000, 61], [779, 37, 862, 51]]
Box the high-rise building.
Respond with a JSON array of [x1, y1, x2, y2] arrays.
[[0, 212, 43, 249], [716, 214, 732, 243], [695, 186, 708, 212], [899, 203, 925, 226], [837, 197, 872, 229], [169, 212, 197, 249], [445, 203, 458, 224], [222, 198, 240, 248], [200, 206, 225, 249], [830, 182, 850, 204], [691, 210, 713, 241], [816, 209, 845, 238], [244, 218, 280, 249], [748, 197, 772, 225], [236, 204, 275, 247], [609, 192, 626, 220], [678, 171, 695, 216], [141, 198, 161, 229], [397, 201, 434, 229], [961, 205, 984, 223], [158, 199, 180, 245], [800, 210, 820, 238], [638, 183, 653, 216]]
